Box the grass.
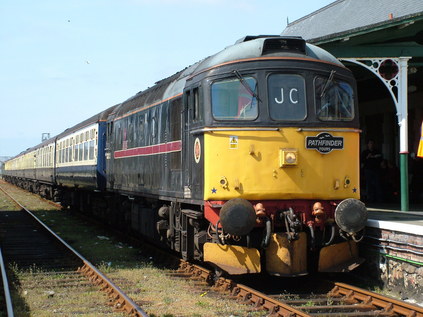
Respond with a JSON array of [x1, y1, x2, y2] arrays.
[[1, 182, 268, 316], [8, 264, 125, 317]]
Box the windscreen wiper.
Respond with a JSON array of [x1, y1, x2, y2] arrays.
[[233, 70, 260, 102], [320, 70, 336, 98]]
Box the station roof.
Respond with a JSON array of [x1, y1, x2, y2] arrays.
[[282, 0, 423, 43], [281, 0, 423, 60]]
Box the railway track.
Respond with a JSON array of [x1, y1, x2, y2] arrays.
[[0, 184, 148, 317], [2, 181, 422, 317], [176, 260, 423, 317]]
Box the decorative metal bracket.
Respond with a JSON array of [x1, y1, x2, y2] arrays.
[[339, 57, 412, 210], [339, 57, 410, 122]]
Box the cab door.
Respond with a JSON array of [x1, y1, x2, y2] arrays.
[[182, 86, 204, 200]]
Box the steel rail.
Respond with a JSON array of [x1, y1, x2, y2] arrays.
[[0, 248, 14, 317], [3, 182, 422, 317], [178, 260, 309, 317], [0, 185, 148, 317], [330, 282, 423, 317], [178, 259, 423, 317]]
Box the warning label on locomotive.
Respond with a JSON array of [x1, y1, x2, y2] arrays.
[[229, 136, 238, 149], [305, 132, 344, 154]]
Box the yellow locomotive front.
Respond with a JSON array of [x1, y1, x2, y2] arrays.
[[188, 37, 367, 276]]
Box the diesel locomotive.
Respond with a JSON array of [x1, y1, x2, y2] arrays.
[[3, 35, 367, 276]]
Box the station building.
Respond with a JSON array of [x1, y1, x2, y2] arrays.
[[282, 0, 423, 211]]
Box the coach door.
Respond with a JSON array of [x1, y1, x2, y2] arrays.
[[105, 120, 114, 189], [182, 87, 203, 200]]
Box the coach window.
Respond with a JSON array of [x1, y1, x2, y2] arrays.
[[60, 142, 64, 163], [211, 77, 258, 120], [84, 141, 88, 160], [67, 142, 70, 163], [75, 136, 79, 161], [75, 143, 79, 161], [69, 139, 73, 162], [268, 74, 306, 121], [89, 139, 95, 160], [65, 139, 69, 163], [74, 143, 78, 161], [314, 76, 354, 121], [63, 141, 66, 163], [79, 142, 83, 161]]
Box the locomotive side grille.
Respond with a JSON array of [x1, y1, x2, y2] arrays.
[[262, 37, 306, 55]]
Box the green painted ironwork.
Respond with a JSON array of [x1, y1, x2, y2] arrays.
[[400, 153, 409, 211]]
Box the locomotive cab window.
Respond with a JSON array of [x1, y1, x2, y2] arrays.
[[185, 87, 202, 123], [193, 87, 200, 121], [315, 76, 354, 121], [268, 74, 306, 121], [211, 76, 258, 120]]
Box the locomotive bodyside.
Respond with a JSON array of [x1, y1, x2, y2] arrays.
[[104, 64, 203, 200], [3, 36, 367, 277], [178, 37, 366, 275]]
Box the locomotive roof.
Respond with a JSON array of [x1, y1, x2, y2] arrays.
[[6, 36, 345, 161], [112, 36, 343, 120], [193, 35, 343, 72]]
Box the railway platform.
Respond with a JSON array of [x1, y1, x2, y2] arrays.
[[357, 204, 423, 304], [367, 204, 423, 233]]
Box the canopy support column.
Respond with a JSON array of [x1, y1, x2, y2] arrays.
[[340, 57, 411, 210]]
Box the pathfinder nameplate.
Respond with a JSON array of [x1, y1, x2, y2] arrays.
[[306, 132, 344, 154]]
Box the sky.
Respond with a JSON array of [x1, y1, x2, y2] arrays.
[[0, 0, 334, 157]]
